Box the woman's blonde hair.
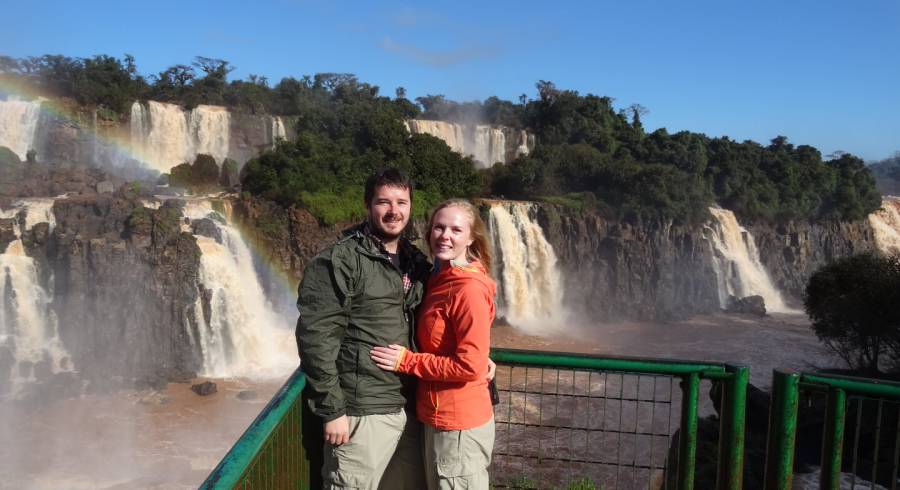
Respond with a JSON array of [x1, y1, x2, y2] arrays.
[[427, 199, 492, 273]]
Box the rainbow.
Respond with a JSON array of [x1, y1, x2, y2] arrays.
[[1, 78, 302, 308], [0, 76, 156, 171]]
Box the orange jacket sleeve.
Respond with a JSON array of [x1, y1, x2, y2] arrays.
[[397, 281, 493, 382]]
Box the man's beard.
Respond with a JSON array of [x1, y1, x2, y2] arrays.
[[371, 214, 406, 239]]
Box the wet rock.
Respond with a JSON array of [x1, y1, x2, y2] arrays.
[[191, 218, 222, 243], [0, 218, 15, 251], [725, 295, 767, 316], [191, 381, 217, 396], [237, 390, 257, 401]]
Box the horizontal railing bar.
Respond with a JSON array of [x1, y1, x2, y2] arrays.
[[492, 348, 732, 377], [496, 421, 674, 436], [499, 389, 674, 403], [801, 373, 900, 400], [493, 454, 666, 470], [199, 367, 306, 489]]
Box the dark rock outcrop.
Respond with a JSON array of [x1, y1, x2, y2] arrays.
[[0, 218, 16, 251], [44, 195, 204, 388], [726, 295, 767, 316], [191, 381, 217, 396], [0, 160, 118, 198], [536, 206, 720, 321], [750, 220, 876, 300], [191, 218, 223, 243], [538, 204, 877, 321]]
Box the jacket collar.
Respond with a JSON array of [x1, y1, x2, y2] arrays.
[[344, 221, 425, 269]]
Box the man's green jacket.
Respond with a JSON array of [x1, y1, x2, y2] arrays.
[[295, 225, 430, 422]]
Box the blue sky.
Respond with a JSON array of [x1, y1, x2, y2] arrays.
[[4, 0, 899, 160]]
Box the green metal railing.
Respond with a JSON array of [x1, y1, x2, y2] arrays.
[[489, 349, 748, 490], [200, 349, 748, 490], [764, 369, 900, 490], [200, 368, 309, 490]]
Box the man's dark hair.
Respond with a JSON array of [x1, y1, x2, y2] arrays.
[[364, 168, 413, 206]]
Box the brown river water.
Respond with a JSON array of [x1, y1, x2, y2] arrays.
[[0, 312, 837, 489]]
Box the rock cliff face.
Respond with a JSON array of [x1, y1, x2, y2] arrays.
[[749, 220, 876, 300], [1, 181, 206, 390], [23, 102, 294, 177], [536, 207, 721, 321], [536, 205, 878, 321], [227, 197, 352, 298], [47, 196, 203, 387]]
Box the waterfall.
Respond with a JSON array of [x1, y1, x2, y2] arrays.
[[271, 116, 286, 148], [407, 119, 512, 169], [129, 101, 232, 174], [705, 207, 791, 313], [0, 199, 71, 393], [472, 125, 506, 168], [487, 202, 566, 334], [869, 196, 900, 255], [0, 97, 43, 160], [182, 200, 296, 378], [190, 105, 230, 163], [513, 129, 534, 159]]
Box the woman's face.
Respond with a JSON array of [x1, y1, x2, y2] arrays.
[[429, 206, 474, 263]]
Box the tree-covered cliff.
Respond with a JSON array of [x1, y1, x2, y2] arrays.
[[1, 54, 882, 225]]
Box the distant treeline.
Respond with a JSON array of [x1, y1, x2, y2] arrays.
[[0, 54, 883, 224]]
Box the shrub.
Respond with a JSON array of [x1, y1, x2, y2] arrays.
[[805, 253, 900, 373]]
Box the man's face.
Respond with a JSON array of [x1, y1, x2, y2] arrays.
[[366, 185, 411, 240]]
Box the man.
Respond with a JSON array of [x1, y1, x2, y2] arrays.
[[296, 168, 430, 489]]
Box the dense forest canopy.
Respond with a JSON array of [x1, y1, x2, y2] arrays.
[[0, 54, 884, 224], [870, 153, 900, 196]]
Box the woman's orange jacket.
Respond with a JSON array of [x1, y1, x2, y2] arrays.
[[396, 260, 496, 430]]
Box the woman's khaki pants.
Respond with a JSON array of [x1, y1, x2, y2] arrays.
[[423, 417, 495, 490]]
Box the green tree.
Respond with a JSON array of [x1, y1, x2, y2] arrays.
[[805, 253, 900, 373]]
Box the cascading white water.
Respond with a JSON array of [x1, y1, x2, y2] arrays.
[[514, 130, 534, 158], [407, 119, 511, 169], [0, 199, 71, 392], [272, 116, 286, 148], [705, 207, 792, 313], [130, 101, 191, 173], [488, 202, 566, 334], [182, 200, 296, 378], [190, 105, 230, 163], [869, 196, 900, 255], [0, 97, 43, 160], [129, 101, 233, 174], [472, 125, 506, 168]]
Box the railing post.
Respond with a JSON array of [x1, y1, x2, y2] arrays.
[[717, 365, 749, 490], [678, 372, 701, 490], [764, 369, 801, 490], [819, 388, 846, 490]]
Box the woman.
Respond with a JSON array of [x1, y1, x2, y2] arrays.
[[370, 199, 497, 490]]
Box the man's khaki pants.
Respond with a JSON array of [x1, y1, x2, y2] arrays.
[[423, 417, 495, 490], [323, 410, 425, 490]]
